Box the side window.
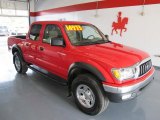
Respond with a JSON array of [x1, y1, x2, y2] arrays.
[[43, 24, 63, 44], [29, 24, 42, 41]]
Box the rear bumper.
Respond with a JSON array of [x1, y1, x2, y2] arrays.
[[103, 70, 155, 102]]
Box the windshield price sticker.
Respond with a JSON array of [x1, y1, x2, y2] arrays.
[[65, 25, 83, 31]]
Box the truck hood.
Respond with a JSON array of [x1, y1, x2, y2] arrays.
[[75, 42, 149, 68]]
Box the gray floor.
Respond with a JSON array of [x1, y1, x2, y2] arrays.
[[0, 36, 160, 120]]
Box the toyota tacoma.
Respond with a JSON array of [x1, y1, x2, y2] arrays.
[[8, 21, 155, 115]]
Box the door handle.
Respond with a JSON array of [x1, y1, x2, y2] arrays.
[[39, 46, 44, 51], [25, 43, 29, 46]]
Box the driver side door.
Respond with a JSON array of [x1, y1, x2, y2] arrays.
[[36, 24, 66, 77]]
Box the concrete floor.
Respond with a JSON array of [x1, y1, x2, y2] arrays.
[[0, 36, 160, 120]]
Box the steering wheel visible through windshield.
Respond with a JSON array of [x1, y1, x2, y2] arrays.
[[65, 24, 108, 46]]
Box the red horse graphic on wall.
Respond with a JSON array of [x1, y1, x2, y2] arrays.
[[111, 12, 128, 37]]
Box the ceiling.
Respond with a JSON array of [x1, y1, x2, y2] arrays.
[[8, 0, 28, 2]]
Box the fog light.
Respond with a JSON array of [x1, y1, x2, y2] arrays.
[[122, 94, 132, 100], [131, 92, 137, 98]]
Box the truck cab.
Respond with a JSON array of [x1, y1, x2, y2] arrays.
[[8, 21, 155, 115]]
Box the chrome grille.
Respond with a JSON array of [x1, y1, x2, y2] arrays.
[[139, 60, 152, 77]]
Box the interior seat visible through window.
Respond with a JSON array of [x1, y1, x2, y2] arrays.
[[43, 24, 63, 44]]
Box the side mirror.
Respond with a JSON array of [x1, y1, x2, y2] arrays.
[[105, 35, 109, 40], [50, 38, 65, 47]]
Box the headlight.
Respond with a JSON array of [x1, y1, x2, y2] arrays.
[[112, 67, 137, 82]]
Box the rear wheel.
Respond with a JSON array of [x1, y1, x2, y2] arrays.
[[13, 52, 28, 74], [72, 74, 109, 115]]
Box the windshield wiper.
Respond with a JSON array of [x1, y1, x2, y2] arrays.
[[74, 41, 95, 46], [74, 40, 110, 46], [92, 40, 109, 44]]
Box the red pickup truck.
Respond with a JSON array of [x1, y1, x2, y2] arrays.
[[8, 21, 155, 115]]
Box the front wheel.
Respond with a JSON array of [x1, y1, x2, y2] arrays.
[[13, 52, 28, 74], [72, 74, 109, 115]]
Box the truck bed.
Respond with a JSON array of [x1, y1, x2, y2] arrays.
[[8, 35, 26, 50], [13, 35, 26, 39]]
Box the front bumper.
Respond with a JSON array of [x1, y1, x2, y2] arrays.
[[103, 70, 155, 102]]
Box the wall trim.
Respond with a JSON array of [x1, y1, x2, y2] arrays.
[[30, 0, 160, 17]]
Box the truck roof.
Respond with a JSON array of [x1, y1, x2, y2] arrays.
[[32, 21, 91, 25]]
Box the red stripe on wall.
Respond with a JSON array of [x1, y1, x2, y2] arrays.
[[30, 12, 36, 16], [30, 0, 160, 17]]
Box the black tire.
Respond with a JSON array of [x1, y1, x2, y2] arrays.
[[72, 74, 109, 115], [13, 52, 28, 74]]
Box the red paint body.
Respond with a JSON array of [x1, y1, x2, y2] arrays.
[[8, 21, 154, 87]]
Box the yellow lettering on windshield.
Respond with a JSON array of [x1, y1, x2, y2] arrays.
[[65, 25, 83, 31]]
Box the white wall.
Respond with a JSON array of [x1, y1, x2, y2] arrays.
[[31, 0, 160, 66], [34, 0, 101, 11]]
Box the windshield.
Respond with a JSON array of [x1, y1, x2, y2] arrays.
[[65, 24, 108, 46]]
